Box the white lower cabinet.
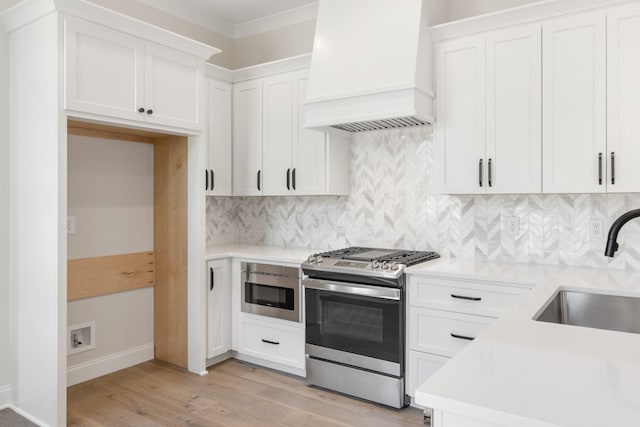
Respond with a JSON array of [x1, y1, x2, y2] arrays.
[[239, 318, 305, 370], [206, 259, 231, 360], [407, 351, 450, 403], [406, 274, 531, 405]]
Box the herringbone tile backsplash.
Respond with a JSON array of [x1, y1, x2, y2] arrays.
[[207, 126, 640, 270]]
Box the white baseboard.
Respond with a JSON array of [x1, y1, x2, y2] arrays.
[[6, 405, 49, 427], [67, 343, 154, 387], [0, 384, 10, 409]]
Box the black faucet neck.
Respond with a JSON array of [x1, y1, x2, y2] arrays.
[[604, 208, 640, 257]]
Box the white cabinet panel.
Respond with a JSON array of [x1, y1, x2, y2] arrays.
[[410, 307, 493, 358], [206, 78, 232, 196], [233, 79, 263, 196], [607, 3, 640, 193], [240, 318, 305, 369], [262, 73, 293, 196], [293, 71, 328, 195], [207, 259, 231, 359], [145, 47, 201, 130], [407, 351, 449, 400], [486, 26, 541, 194], [65, 18, 204, 131], [65, 19, 144, 121], [436, 35, 485, 194], [542, 12, 606, 193]]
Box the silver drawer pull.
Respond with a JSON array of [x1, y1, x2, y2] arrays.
[[261, 339, 279, 345], [450, 333, 475, 341], [451, 294, 481, 301]]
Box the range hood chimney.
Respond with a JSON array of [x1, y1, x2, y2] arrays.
[[303, 0, 434, 133]]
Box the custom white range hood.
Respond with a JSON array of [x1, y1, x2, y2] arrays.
[[303, 0, 434, 133]]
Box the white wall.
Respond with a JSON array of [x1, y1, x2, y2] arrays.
[[0, 23, 10, 407], [67, 135, 154, 384], [233, 20, 316, 69], [447, 0, 542, 21]]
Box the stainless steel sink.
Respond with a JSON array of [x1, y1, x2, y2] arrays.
[[535, 290, 640, 334]]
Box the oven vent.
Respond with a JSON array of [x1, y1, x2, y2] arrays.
[[330, 116, 429, 133]]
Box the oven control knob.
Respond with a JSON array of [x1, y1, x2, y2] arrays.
[[381, 261, 390, 270], [390, 262, 399, 271], [316, 255, 324, 263], [307, 255, 316, 264], [372, 260, 380, 269]]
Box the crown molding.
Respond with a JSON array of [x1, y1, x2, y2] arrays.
[[135, 0, 235, 38], [233, 2, 317, 38]]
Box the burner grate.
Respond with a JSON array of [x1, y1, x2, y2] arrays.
[[320, 247, 440, 267]]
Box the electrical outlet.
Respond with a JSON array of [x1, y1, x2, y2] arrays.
[[505, 216, 520, 238], [67, 216, 76, 235], [590, 218, 605, 239]]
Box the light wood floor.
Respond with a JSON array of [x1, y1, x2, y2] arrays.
[[67, 359, 424, 426]]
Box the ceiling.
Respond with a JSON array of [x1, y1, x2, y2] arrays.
[[176, 0, 317, 26]]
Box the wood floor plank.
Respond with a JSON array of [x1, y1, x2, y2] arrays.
[[67, 359, 424, 427]]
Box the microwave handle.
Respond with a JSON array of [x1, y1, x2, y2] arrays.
[[303, 279, 400, 301]]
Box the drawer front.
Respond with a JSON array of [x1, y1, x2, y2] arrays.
[[409, 308, 493, 357], [409, 276, 529, 317], [241, 318, 304, 369], [407, 351, 450, 399]]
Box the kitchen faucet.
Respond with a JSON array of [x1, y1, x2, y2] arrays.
[[604, 209, 640, 257]]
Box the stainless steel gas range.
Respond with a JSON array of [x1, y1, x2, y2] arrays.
[[301, 247, 439, 408]]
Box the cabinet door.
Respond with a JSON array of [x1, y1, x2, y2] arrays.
[[407, 351, 450, 399], [207, 259, 230, 359], [262, 74, 293, 196], [206, 78, 232, 196], [542, 12, 606, 193], [607, 4, 640, 193], [233, 79, 263, 196], [292, 70, 327, 195], [144, 46, 202, 130], [435, 36, 486, 194], [65, 19, 145, 121], [485, 25, 541, 194]]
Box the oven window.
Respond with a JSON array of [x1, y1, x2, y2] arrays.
[[245, 282, 294, 310], [323, 300, 383, 343], [305, 289, 402, 363]]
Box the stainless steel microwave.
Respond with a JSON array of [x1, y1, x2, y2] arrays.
[[241, 262, 301, 322]]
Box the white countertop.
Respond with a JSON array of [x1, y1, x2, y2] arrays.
[[206, 243, 325, 265], [412, 259, 640, 427]]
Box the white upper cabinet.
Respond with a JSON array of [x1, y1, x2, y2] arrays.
[[542, 12, 606, 193], [144, 46, 202, 130], [206, 78, 232, 196], [65, 18, 204, 131], [436, 26, 541, 194], [293, 70, 330, 195], [435, 35, 485, 194], [607, 3, 640, 193], [485, 25, 541, 194], [262, 73, 294, 196], [232, 67, 350, 197], [233, 79, 263, 196]]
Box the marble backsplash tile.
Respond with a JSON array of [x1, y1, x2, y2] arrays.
[[206, 126, 640, 270]]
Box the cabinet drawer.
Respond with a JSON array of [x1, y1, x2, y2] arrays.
[[241, 318, 304, 369], [409, 308, 493, 357], [409, 276, 529, 317], [407, 351, 450, 399]]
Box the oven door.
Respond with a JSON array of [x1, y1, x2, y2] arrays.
[[303, 278, 404, 377]]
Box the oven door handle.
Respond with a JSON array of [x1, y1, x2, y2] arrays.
[[303, 279, 401, 300]]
